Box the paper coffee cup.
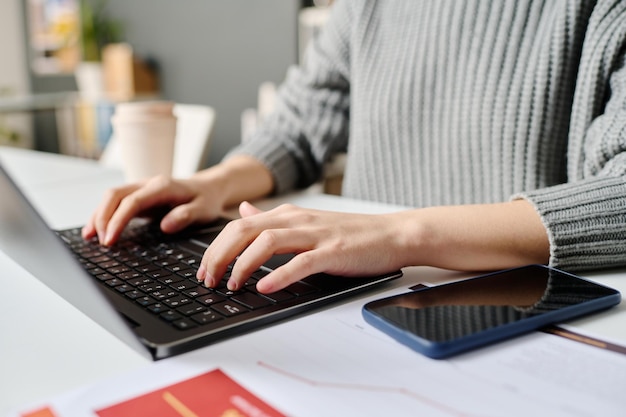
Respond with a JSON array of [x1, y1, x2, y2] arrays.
[[111, 101, 177, 182]]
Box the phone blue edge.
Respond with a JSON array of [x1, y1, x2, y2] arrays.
[[361, 265, 622, 359]]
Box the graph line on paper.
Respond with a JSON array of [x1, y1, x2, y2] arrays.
[[257, 361, 492, 417]]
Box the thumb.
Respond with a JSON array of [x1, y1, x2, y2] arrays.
[[239, 201, 264, 218], [160, 203, 198, 233]]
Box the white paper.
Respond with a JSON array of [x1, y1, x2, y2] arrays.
[[12, 287, 626, 417]]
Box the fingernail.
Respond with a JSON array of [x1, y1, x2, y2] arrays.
[[196, 265, 206, 282], [204, 273, 216, 288], [103, 230, 113, 246], [227, 280, 238, 291]]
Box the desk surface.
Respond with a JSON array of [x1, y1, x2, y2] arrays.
[[1, 146, 626, 416]]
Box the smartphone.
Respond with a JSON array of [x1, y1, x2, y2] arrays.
[[362, 265, 621, 359]]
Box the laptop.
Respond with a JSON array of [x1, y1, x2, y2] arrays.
[[0, 161, 402, 360]]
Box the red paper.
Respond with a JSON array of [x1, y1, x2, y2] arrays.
[[96, 369, 285, 417]]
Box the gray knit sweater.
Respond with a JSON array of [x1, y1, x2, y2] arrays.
[[228, 0, 626, 272]]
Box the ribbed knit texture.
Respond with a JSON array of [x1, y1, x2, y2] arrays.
[[227, 0, 626, 272]]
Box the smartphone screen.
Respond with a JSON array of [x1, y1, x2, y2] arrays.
[[362, 265, 621, 359]]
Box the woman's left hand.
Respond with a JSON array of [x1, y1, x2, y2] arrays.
[[195, 198, 550, 294], [196, 202, 410, 294]]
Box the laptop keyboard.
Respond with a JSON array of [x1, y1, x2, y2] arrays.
[[56, 224, 320, 331]]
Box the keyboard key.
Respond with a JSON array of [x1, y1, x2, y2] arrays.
[[251, 269, 270, 279], [136, 264, 160, 274], [285, 281, 319, 296], [182, 256, 201, 267], [123, 258, 150, 268], [100, 260, 121, 269], [107, 265, 131, 275], [88, 267, 107, 276], [177, 241, 206, 256], [263, 290, 294, 303], [232, 292, 273, 309], [157, 275, 184, 285], [184, 286, 211, 298], [155, 257, 179, 268], [118, 271, 143, 281], [169, 250, 189, 260], [147, 303, 168, 314], [173, 319, 197, 330], [196, 294, 226, 306], [170, 281, 200, 292], [107, 249, 124, 258], [166, 264, 184, 273], [139, 282, 165, 292], [114, 284, 133, 293], [216, 288, 246, 297], [135, 250, 160, 261], [244, 278, 259, 288], [105, 278, 124, 287], [191, 310, 223, 325], [177, 269, 197, 279], [189, 231, 221, 245], [176, 302, 207, 316], [95, 272, 116, 282], [90, 255, 113, 264], [211, 301, 248, 317], [127, 277, 154, 287], [124, 290, 145, 300], [151, 289, 177, 300], [135, 296, 156, 307], [146, 269, 173, 280], [162, 295, 192, 308], [160, 310, 182, 322]]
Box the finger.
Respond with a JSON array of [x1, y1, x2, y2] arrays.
[[239, 201, 264, 218], [198, 205, 310, 288], [159, 204, 194, 234], [256, 250, 323, 294], [103, 176, 182, 244], [228, 228, 316, 290], [160, 198, 216, 234], [81, 216, 97, 239], [239, 203, 306, 226], [197, 219, 257, 287], [82, 206, 100, 239], [91, 184, 142, 244]]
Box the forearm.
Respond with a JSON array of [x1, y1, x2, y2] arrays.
[[222, 1, 352, 195], [397, 199, 550, 271]]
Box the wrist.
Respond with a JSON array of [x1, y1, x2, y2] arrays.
[[192, 155, 274, 211], [389, 209, 441, 268], [393, 202, 550, 271]]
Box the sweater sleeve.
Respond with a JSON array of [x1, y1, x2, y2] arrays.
[[224, 1, 353, 194], [516, 6, 626, 272]]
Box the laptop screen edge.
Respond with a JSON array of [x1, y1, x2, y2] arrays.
[[0, 162, 153, 361]]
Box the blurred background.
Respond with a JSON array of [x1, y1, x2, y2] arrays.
[[0, 0, 331, 167]]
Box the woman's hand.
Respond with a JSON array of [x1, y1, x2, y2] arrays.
[[82, 174, 226, 246], [196, 199, 550, 294], [82, 155, 274, 246], [197, 202, 416, 294]]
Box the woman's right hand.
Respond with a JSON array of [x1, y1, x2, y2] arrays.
[[82, 174, 226, 246], [81, 155, 275, 246]]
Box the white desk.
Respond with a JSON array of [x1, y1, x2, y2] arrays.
[[2, 147, 626, 416]]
